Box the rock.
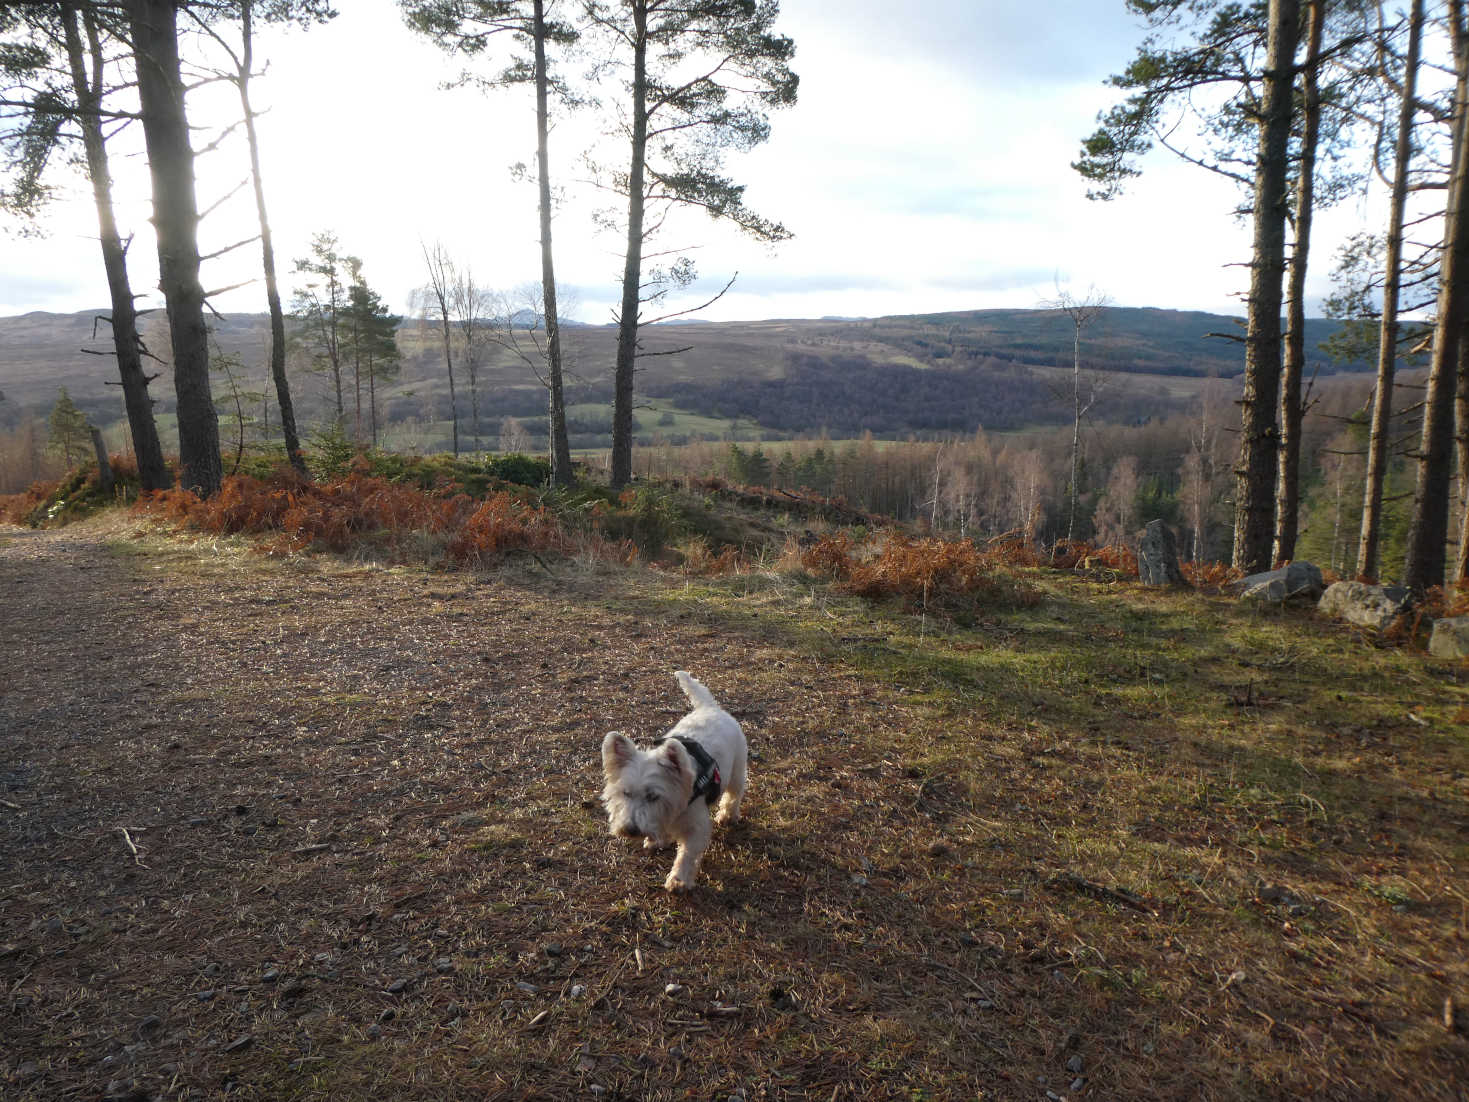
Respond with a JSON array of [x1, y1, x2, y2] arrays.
[[663, 983, 687, 997], [434, 958, 455, 974], [1429, 616, 1469, 659], [1066, 1054, 1084, 1075], [1071, 1078, 1086, 1092], [569, 984, 586, 999], [386, 977, 413, 995], [366, 1024, 381, 1040], [515, 981, 539, 995], [1235, 561, 1325, 604], [1318, 581, 1411, 632], [222, 1034, 253, 1053], [136, 1015, 164, 1040], [1138, 519, 1186, 586]]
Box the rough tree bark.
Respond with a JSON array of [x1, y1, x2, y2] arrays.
[[533, 0, 573, 485], [1405, 0, 1469, 592], [129, 0, 220, 497], [239, 0, 305, 474], [1233, 0, 1301, 574], [609, 0, 648, 491], [1357, 0, 1424, 581], [1274, 0, 1324, 565], [422, 243, 460, 457], [60, 1, 168, 491]]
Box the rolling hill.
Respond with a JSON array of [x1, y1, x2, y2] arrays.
[[0, 305, 1380, 449]]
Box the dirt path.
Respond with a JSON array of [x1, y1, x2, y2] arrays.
[[0, 519, 954, 1101], [4, 518, 1466, 1101]]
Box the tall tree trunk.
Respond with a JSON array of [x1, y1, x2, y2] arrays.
[[61, 2, 168, 491], [1358, 0, 1424, 581], [1233, 0, 1301, 574], [610, 0, 648, 491], [369, 351, 379, 448], [1405, 0, 1469, 592], [239, 0, 305, 474], [328, 274, 343, 421], [1454, 337, 1469, 579], [130, 0, 220, 498], [1274, 0, 1324, 564], [440, 312, 458, 457], [535, 0, 573, 486], [1068, 322, 1081, 543]]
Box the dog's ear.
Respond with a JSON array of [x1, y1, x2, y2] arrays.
[[656, 739, 691, 784], [602, 731, 635, 774]]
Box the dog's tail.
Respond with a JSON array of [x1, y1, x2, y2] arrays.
[[674, 670, 718, 711]]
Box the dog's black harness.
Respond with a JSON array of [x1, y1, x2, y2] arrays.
[[655, 736, 723, 807]]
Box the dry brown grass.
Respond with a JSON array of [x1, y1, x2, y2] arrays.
[[0, 513, 1466, 1101]]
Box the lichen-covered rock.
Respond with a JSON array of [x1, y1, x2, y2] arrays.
[[1317, 581, 1411, 632], [1235, 561, 1325, 604], [1138, 519, 1186, 587], [1428, 616, 1469, 659]]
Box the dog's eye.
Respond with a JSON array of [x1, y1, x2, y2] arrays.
[[645, 793, 659, 803]]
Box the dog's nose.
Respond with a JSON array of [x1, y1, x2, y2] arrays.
[[616, 824, 643, 839]]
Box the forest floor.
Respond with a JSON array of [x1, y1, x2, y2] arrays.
[[1, 512, 1467, 1101]]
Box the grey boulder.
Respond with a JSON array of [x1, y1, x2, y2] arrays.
[[1235, 561, 1325, 604], [1137, 519, 1186, 587], [1428, 616, 1469, 659], [1317, 581, 1412, 632]]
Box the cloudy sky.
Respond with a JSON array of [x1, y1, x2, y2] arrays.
[[1, 0, 1384, 323]]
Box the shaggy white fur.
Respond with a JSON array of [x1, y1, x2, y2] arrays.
[[600, 671, 749, 892]]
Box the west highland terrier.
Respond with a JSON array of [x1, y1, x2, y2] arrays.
[[601, 671, 749, 892]]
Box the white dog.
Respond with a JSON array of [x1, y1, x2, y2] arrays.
[[601, 671, 749, 893]]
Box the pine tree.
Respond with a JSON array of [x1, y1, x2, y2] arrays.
[[400, 0, 578, 483], [340, 271, 402, 448], [130, 0, 221, 498], [1, 4, 168, 489], [47, 386, 89, 467], [291, 231, 354, 423], [585, 0, 798, 489]]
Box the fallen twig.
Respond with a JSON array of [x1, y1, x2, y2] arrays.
[[118, 826, 148, 868], [1048, 871, 1156, 916]]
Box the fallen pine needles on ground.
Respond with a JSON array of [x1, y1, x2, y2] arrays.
[[0, 511, 1465, 1101]]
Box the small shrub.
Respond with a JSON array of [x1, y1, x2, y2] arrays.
[[985, 530, 1045, 568], [1049, 540, 1139, 577], [487, 453, 552, 487], [802, 531, 1037, 620], [0, 456, 142, 528], [445, 492, 568, 566], [673, 536, 742, 576], [1182, 560, 1242, 590], [307, 422, 359, 480], [0, 480, 60, 526]]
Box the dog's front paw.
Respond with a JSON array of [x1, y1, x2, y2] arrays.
[[664, 870, 695, 893], [713, 808, 740, 826]]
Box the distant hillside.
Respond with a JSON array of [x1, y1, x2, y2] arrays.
[[0, 305, 1378, 447]]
